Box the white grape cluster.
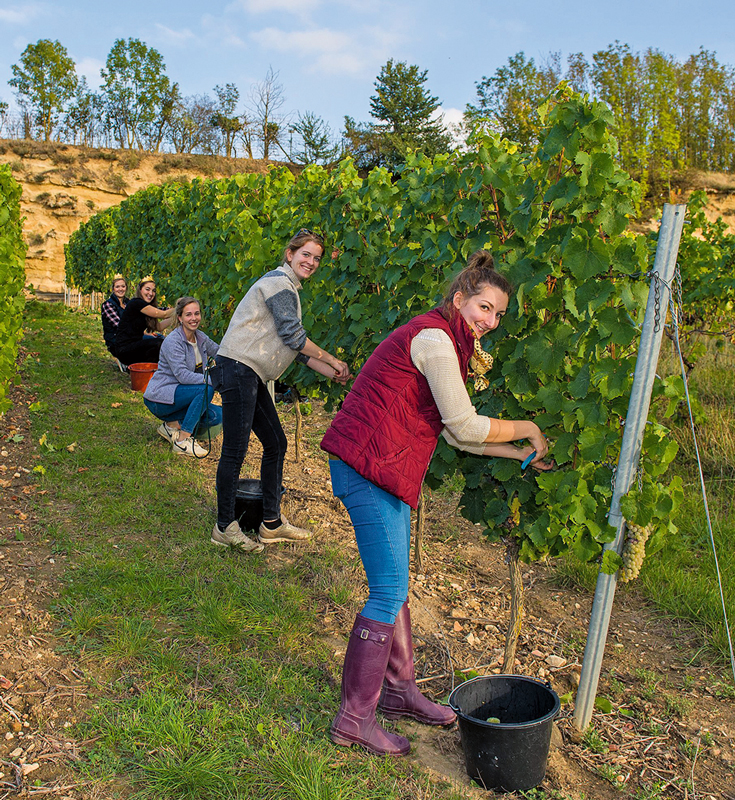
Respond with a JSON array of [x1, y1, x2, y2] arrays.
[[619, 522, 653, 583]]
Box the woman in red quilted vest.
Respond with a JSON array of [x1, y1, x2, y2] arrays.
[[321, 250, 552, 756]]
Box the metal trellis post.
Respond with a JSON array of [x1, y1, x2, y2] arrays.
[[573, 204, 687, 731]]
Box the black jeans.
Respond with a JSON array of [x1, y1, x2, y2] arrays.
[[116, 337, 163, 366], [212, 355, 287, 528]]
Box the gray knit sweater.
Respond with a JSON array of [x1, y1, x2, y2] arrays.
[[217, 263, 309, 382]]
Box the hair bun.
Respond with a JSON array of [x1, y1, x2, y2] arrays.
[[466, 250, 495, 271]]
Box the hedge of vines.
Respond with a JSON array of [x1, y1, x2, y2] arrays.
[[0, 165, 26, 416], [66, 87, 687, 567], [666, 190, 735, 342]]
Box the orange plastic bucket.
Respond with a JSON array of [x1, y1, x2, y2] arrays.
[[128, 362, 158, 392]]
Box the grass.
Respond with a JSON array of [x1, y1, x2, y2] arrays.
[[19, 301, 468, 800], [639, 336, 735, 662]]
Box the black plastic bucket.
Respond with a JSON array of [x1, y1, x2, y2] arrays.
[[234, 479, 286, 532], [448, 674, 560, 793]]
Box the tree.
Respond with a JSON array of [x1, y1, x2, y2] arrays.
[[9, 39, 78, 141], [211, 84, 243, 157], [565, 52, 590, 94], [100, 38, 173, 150], [465, 51, 560, 147], [168, 94, 218, 154], [342, 116, 392, 171], [590, 43, 647, 176], [140, 81, 180, 152], [248, 68, 288, 160], [640, 49, 680, 187], [289, 112, 341, 165], [0, 100, 8, 137], [364, 59, 451, 169], [677, 48, 735, 172], [63, 77, 102, 146]]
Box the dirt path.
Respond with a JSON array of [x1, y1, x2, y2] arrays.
[[0, 378, 94, 799]]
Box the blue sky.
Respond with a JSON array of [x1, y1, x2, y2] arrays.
[[2, 0, 734, 141]]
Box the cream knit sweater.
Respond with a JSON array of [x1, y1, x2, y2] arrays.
[[410, 328, 503, 455]]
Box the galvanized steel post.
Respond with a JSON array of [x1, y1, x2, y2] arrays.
[[573, 204, 687, 731]]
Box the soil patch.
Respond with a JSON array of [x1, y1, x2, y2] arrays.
[[1, 368, 94, 799]]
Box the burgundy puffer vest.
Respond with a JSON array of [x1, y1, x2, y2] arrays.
[[320, 308, 475, 508]]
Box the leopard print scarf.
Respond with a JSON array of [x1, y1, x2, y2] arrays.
[[469, 336, 493, 391]]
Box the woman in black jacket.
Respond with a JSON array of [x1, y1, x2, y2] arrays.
[[114, 277, 175, 366], [100, 274, 128, 357]]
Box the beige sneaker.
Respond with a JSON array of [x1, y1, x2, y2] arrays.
[[172, 436, 207, 457], [258, 515, 313, 544], [211, 521, 264, 552], [157, 421, 178, 443]]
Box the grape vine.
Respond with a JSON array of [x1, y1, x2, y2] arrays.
[[66, 86, 688, 570], [0, 164, 26, 416]]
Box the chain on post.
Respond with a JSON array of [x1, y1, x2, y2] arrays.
[[672, 262, 683, 327], [649, 270, 662, 333]]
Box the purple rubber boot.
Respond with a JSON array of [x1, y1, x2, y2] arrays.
[[378, 601, 456, 726], [331, 614, 411, 756]]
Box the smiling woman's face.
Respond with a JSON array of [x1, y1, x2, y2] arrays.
[[140, 282, 156, 304], [286, 242, 324, 282], [179, 302, 201, 333], [453, 284, 509, 339]]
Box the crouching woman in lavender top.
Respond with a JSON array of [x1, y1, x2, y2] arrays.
[[320, 250, 552, 757], [143, 297, 222, 458]]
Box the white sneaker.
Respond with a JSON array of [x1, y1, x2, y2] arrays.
[[172, 436, 207, 457], [157, 422, 178, 443], [211, 521, 264, 552]]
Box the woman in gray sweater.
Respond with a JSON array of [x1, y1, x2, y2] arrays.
[[143, 296, 222, 457], [211, 229, 351, 553]]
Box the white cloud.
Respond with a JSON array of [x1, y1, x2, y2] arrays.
[[251, 27, 350, 56], [230, 0, 322, 13], [201, 13, 246, 48], [434, 106, 468, 148], [485, 16, 527, 36], [154, 23, 197, 46], [250, 24, 401, 77], [438, 107, 464, 127], [0, 2, 46, 24], [74, 57, 104, 89]]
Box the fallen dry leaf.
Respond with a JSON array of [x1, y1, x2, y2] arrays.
[[111, 402, 122, 408], [66, 442, 77, 453]]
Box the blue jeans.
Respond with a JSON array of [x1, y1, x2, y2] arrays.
[[211, 356, 287, 528], [329, 459, 410, 624], [144, 384, 222, 435]]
